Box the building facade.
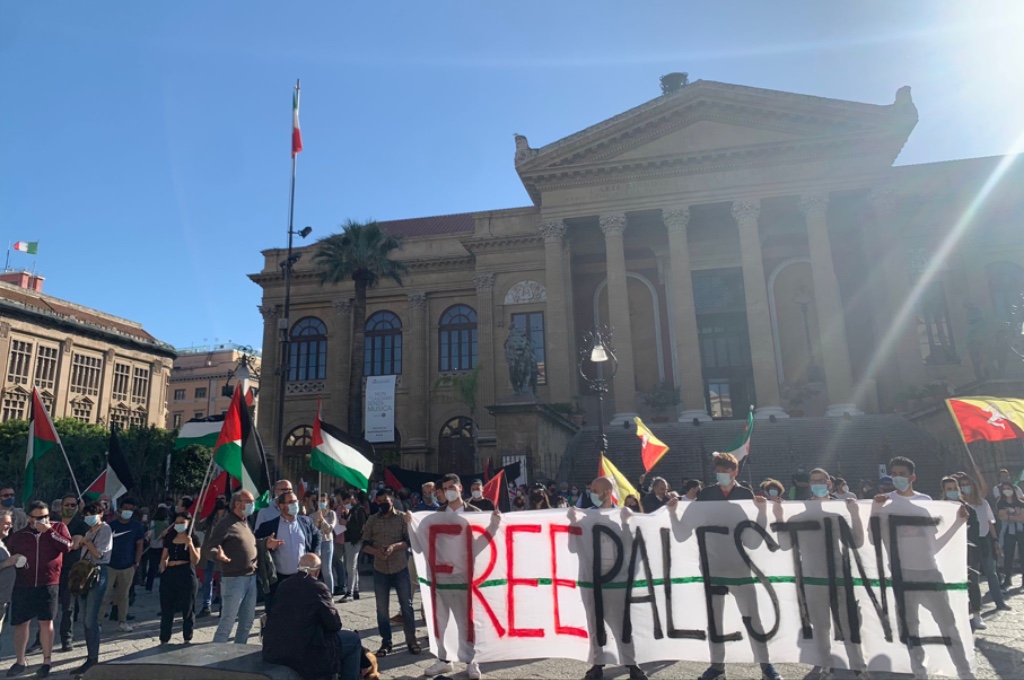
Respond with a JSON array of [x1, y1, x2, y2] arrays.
[[251, 78, 1024, 480], [0, 271, 175, 427], [166, 344, 262, 429]]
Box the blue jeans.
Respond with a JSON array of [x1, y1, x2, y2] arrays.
[[79, 565, 108, 661], [213, 574, 257, 644], [981, 536, 1008, 607], [319, 540, 334, 596], [200, 561, 215, 609], [336, 629, 361, 679], [373, 568, 416, 647]]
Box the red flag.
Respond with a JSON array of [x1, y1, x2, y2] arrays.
[[482, 469, 505, 511], [384, 468, 403, 492], [483, 458, 492, 483], [297, 479, 308, 500], [189, 470, 230, 520]]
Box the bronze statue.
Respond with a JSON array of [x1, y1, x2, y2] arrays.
[[504, 327, 538, 395]]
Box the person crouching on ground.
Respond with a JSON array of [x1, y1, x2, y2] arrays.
[[262, 553, 362, 680]]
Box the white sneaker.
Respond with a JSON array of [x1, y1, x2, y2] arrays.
[[118, 622, 133, 633], [467, 661, 482, 679], [425, 660, 454, 676]]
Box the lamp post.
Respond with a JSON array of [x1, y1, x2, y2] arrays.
[[222, 345, 262, 401], [275, 226, 313, 470], [578, 325, 618, 457]]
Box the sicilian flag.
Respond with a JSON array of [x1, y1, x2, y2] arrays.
[[311, 403, 374, 492], [947, 397, 1024, 444], [598, 454, 639, 507], [13, 241, 38, 254], [726, 408, 755, 464], [25, 388, 79, 505], [634, 417, 670, 471], [213, 384, 271, 508], [292, 88, 303, 156]]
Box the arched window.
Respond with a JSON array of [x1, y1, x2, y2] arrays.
[[365, 311, 402, 376], [289, 317, 327, 381], [438, 304, 477, 372], [438, 416, 475, 473]]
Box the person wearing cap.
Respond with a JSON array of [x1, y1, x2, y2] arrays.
[[467, 480, 494, 511]]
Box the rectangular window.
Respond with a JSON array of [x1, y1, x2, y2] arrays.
[[7, 340, 32, 386], [131, 367, 150, 405], [172, 412, 183, 428], [194, 387, 207, 399], [33, 345, 59, 391], [1, 391, 28, 422], [510, 312, 546, 385], [112, 363, 131, 402], [71, 400, 93, 423], [194, 410, 205, 419], [110, 406, 131, 429], [707, 380, 733, 419], [917, 282, 958, 365], [70, 353, 103, 396], [173, 389, 186, 400]]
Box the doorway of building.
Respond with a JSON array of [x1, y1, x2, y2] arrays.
[[437, 416, 475, 474]]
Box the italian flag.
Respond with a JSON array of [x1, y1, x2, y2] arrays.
[[311, 403, 374, 491], [25, 388, 67, 505], [725, 408, 755, 463], [213, 384, 271, 508], [292, 89, 303, 156], [634, 416, 670, 471], [174, 415, 225, 450], [13, 241, 38, 254], [598, 453, 639, 507]]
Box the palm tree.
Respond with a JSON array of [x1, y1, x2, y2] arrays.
[[313, 220, 408, 438]]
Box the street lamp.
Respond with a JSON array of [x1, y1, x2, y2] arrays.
[[578, 325, 618, 457], [221, 346, 261, 399], [276, 226, 313, 469]]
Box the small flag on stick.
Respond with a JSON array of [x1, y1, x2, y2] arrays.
[[634, 417, 669, 471], [292, 86, 303, 157]]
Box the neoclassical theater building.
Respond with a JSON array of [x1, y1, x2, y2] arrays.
[[251, 77, 1024, 483]]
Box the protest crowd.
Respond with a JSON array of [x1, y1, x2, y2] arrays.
[[0, 449, 1013, 680]]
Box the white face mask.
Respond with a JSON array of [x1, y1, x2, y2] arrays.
[[590, 491, 604, 507], [471, 489, 482, 499], [286, 502, 300, 516], [444, 489, 460, 503], [174, 523, 188, 533]]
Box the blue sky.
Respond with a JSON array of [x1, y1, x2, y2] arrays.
[[1, 2, 1022, 352]]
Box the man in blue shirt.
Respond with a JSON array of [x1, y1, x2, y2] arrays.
[[411, 482, 439, 512], [100, 497, 145, 632]]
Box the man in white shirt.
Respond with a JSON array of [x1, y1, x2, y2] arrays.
[[873, 456, 932, 502]]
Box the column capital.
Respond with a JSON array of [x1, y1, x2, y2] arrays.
[[473, 272, 496, 292], [406, 292, 428, 310], [730, 199, 760, 223], [867, 187, 897, 216], [662, 207, 691, 234], [599, 212, 627, 238], [539, 220, 567, 244], [798, 193, 830, 220], [258, 304, 280, 320], [332, 298, 353, 315]]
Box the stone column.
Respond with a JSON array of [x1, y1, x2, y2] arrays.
[[540, 220, 572, 404], [331, 299, 353, 430], [474, 274, 497, 438], [404, 293, 428, 448], [799, 194, 862, 417], [732, 199, 787, 419], [599, 213, 638, 423], [663, 208, 711, 422]]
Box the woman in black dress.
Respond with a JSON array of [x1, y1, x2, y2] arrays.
[[158, 511, 200, 643]]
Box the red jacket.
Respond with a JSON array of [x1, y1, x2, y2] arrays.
[[7, 523, 73, 588]]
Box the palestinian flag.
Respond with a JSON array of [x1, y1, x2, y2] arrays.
[[292, 88, 303, 156], [174, 414, 225, 450], [634, 417, 670, 471], [311, 403, 374, 492], [83, 427, 134, 502], [598, 454, 639, 507], [213, 384, 271, 508], [25, 388, 65, 505], [725, 408, 755, 463], [13, 241, 38, 254]]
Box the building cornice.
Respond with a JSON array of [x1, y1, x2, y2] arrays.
[[460, 233, 544, 254], [249, 254, 475, 288]]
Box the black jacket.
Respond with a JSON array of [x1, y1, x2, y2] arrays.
[[696, 483, 755, 502], [262, 573, 343, 679]]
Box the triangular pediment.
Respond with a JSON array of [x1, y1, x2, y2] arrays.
[[514, 80, 917, 204]]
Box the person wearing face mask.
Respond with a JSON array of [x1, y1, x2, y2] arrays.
[[99, 497, 145, 633], [758, 478, 785, 500], [361, 489, 420, 657], [467, 479, 494, 511], [413, 482, 440, 512], [992, 468, 1024, 502], [254, 491, 321, 614], [54, 494, 87, 654], [527, 483, 551, 510], [696, 454, 782, 680], [872, 456, 931, 503], [337, 490, 368, 603], [940, 477, 985, 631], [206, 490, 259, 644], [957, 472, 1010, 611], [71, 501, 112, 678], [196, 496, 230, 619], [158, 511, 201, 644], [6, 501, 72, 678], [997, 481, 1024, 590], [255, 480, 294, 532], [0, 487, 28, 533], [807, 468, 836, 501], [832, 477, 857, 501], [312, 493, 337, 598]]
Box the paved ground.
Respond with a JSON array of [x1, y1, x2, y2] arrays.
[[1, 576, 1022, 679]]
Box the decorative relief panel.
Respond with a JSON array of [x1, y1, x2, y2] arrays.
[[285, 380, 326, 395], [504, 280, 547, 305]]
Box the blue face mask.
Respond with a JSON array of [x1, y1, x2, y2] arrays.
[[767, 489, 780, 497], [961, 485, 973, 496], [945, 490, 961, 501], [120, 510, 133, 520], [590, 492, 604, 507], [716, 472, 733, 488], [84, 515, 100, 527], [242, 502, 255, 517], [810, 484, 830, 498], [1, 498, 13, 508], [319, 502, 327, 510], [174, 523, 188, 533], [892, 476, 911, 492]]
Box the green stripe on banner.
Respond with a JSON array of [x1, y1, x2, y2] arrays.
[[418, 576, 968, 591]]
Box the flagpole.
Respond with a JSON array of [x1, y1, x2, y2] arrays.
[[189, 453, 218, 539], [275, 79, 301, 480]]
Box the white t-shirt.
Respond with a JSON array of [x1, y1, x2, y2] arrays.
[[834, 491, 858, 500], [445, 505, 466, 514], [971, 501, 996, 538], [887, 490, 933, 501]]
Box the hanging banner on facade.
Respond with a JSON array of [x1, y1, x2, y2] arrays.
[[364, 375, 396, 443], [409, 500, 972, 677]]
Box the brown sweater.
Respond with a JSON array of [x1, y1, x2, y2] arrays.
[[204, 513, 257, 577]]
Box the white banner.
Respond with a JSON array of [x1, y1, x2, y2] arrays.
[[364, 375, 396, 443], [410, 500, 973, 677]]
